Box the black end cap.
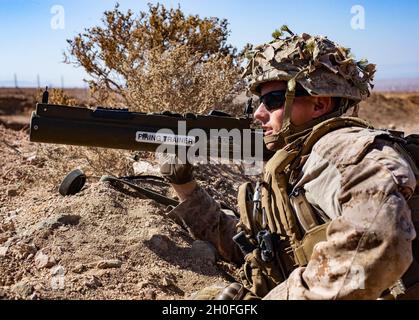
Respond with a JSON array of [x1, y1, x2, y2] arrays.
[[59, 169, 86, 196]]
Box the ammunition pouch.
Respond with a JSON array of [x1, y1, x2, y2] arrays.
[[293, 223, 329, 267]]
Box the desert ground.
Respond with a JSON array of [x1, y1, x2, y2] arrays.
[[1, 87, 419, 300]]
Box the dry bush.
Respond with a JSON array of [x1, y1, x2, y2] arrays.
[[126, 45, 241, 113], [37, 3, 248, 180], [64, 3, 244, 114], [47, 88, 78, 106]]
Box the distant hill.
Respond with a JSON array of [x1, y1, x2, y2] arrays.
[[2, 78, 419, 92], [373, 78, 419, 92]]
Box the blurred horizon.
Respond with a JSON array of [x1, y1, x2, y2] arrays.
[[2, 78, 419, 93], [1, 0, 419, 89]]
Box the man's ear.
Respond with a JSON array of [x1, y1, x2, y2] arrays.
[[312, 97, 333, 119]]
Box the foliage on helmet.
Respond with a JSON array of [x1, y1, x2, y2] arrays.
[[242, 26, 376, 102]]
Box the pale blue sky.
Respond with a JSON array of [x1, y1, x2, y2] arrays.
[[1, 0, 418, 87]]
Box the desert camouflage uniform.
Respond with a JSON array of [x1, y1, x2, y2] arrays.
[[168, 126, 417, 300]]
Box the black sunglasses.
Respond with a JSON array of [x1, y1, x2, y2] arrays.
[[259, 88, 310, 111]]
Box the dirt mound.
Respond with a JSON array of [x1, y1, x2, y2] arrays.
[[0, 182, 235, 300], [0, 125, 246, 300], [359, 93, 419, 134], [0, 95, 33, 116]]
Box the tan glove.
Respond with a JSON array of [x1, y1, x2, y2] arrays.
[[157, 153, 194, 185]]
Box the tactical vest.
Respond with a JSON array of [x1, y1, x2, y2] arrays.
[[235, 117, 419, 300]]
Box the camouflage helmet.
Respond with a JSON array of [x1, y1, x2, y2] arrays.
[[242, 27, 376, 150], [242, 28, 376, 102]]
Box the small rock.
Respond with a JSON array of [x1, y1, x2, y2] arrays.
[[83, 275, 102, 289], [14, 243, 37, 259], [25, 152, 37, 162], [7, 208, 22, 217], [149, 234, 169, 252], [136, 281, 149, 290], [12, 280, 33, 297], [51, 265, 65, 276], [0, 287, 5, 298], [34, 219, 60, 232], [0, 235, 8, 245], [0, 221, 15, 232], [191, 240, 217, 264], [96, 259, 122, 269], [29, 292, 39, 300], [33, 214, 81, 234], [0, 246, 8, 257], [57, 226, 70, 232], [40, 229, 53, 239], [34, 284, 45, 291], [145, 289, 156, 300], [86, 262, 98, 269], [162, 277, 174, 287], [56, 214, 81, 226], [72, 264, 87, 274], [35, 250, 56, 269], [7, 188, 18, 197], [75, 285, 84, 292]]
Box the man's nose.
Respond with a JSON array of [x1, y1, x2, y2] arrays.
[[254, 103, 270, 124]]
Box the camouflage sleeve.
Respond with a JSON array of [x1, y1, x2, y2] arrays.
[[167, 186, 244, 265], [264, 129, 417, 300]]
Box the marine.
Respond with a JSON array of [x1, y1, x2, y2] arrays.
[[162, 304, 196, 317], [158, 27, 419, 300]]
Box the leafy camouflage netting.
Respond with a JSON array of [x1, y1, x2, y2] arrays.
[[242, 26, 376, 102]]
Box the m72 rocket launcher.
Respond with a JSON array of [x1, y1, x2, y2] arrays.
[[29, 91, 272, 163]]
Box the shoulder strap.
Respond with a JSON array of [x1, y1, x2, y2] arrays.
[[299, 116, 372, 156], [288, 116, 372, 180], [294, 223, 330, 266], [237, 182, 257, 237]]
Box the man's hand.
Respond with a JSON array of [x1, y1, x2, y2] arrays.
[[157, 153, 194, 185], [157, 153, 197, 201]]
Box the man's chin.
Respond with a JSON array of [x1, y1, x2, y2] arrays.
[[263, 131, 284, 151], [264, 130, 273, 137], [265, 143, 278, 151]]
